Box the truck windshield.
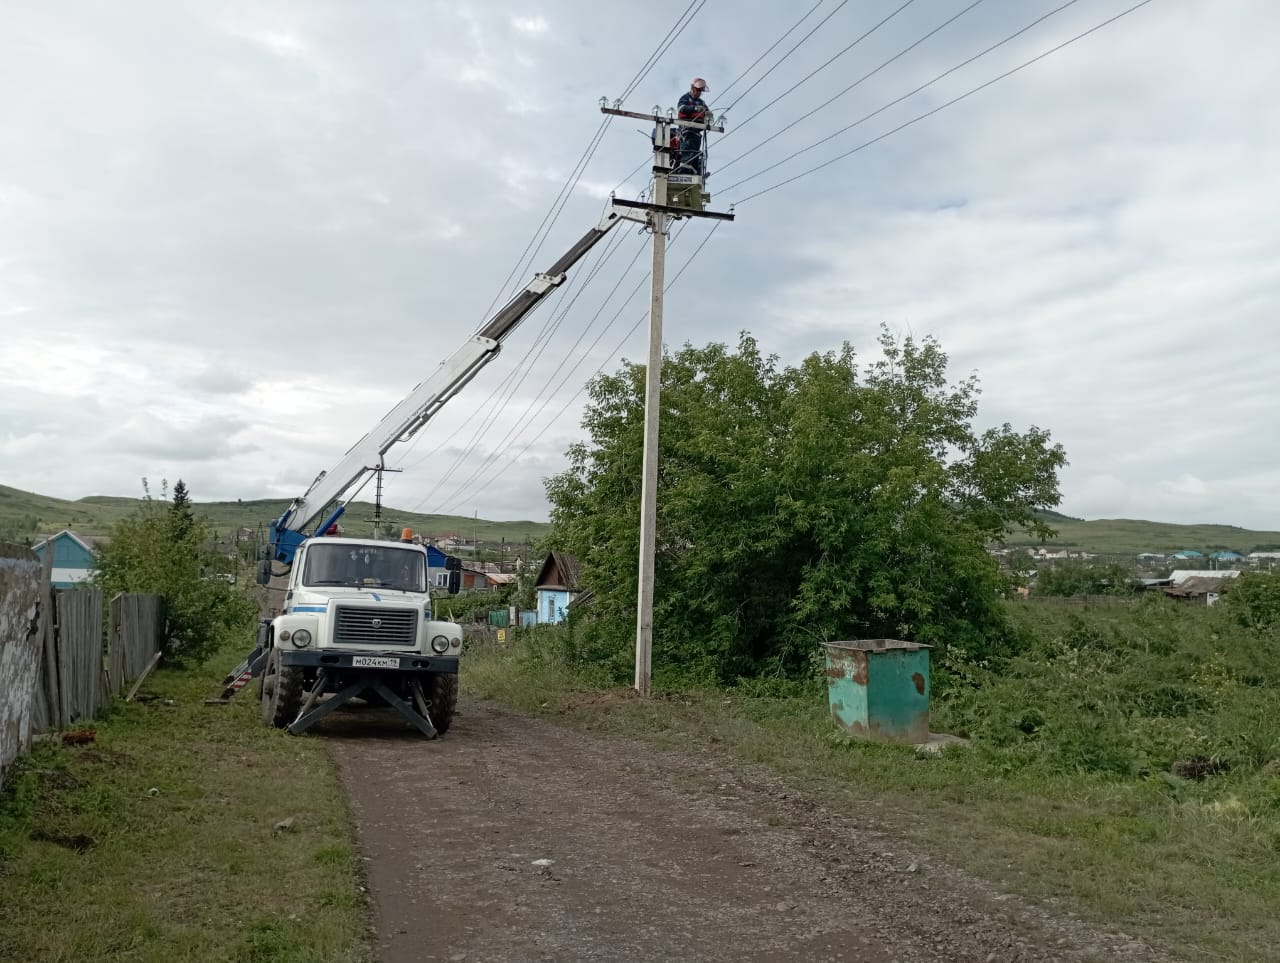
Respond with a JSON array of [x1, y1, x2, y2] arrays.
[[301, 543, 426, 592]]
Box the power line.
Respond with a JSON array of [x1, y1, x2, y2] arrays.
[[407, 215, 636, 491], [726, 0, 1155, 203], [414, 3, 719, 488], [609, 0, 837, 197], [420, 229, 640, 500], [713, 0, 827, 105], [716, 0, 986, 174], [723, 0, 852, 113], [619, 0, 708, 101], [479, 119, 612, 322], [423, 232, 656, 515], [719, 0, 921, 144], [435, 221, 723, 514], [479, 0, 711, 322]]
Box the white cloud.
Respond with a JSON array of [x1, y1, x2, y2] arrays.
[[1, 0, 1277, 534], [511, 16, 550, 35]]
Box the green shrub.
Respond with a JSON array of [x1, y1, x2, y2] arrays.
[[934, 598, 1280, 779], [92, 480, 257, 665]]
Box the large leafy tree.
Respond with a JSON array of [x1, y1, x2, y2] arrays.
[[93, 479, 257, 664], [545, 330, 1066, 683]]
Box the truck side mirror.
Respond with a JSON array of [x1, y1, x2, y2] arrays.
[[447, 570, 462, 595], [445, 556, 462, 571], [256, 559, 272, 586]]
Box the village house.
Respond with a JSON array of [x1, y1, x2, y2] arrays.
[[31, 530, 102, 589], [533, 551, 581, 625]]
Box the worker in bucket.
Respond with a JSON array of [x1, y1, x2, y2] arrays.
[[676, 77, 710, 175]]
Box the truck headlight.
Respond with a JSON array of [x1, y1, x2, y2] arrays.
[[430, 634, 450, 654], [291, 629, 312, 648]]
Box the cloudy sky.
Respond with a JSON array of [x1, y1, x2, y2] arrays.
[[2, 0, 1277, 530]]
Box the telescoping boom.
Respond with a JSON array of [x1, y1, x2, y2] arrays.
[[267, 204, 648, 565]]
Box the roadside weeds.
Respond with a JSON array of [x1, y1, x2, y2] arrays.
[[0, 641, 370, 963]]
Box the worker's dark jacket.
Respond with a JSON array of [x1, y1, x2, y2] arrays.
[[676, 92, 709, 173]]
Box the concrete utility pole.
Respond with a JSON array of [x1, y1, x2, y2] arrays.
[[599, 100, 733, 696]]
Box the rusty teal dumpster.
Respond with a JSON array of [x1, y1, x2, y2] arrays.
[[820, 640, 931, 744]]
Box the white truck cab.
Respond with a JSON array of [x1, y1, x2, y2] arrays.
[[257, 535, 465, 736], [275, 537, 462, 659]]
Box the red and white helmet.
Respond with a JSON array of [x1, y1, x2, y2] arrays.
[[691, 77, 709, 92]]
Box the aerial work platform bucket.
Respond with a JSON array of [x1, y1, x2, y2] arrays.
[[820, 640, 931, 744]]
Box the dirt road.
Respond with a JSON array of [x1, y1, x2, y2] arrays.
[[325, 699, 1171, 963]]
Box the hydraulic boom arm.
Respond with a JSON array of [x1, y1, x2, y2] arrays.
[[267, 203, 647, 564]]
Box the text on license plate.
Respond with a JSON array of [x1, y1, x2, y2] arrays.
[[352, 655, 399, 669]]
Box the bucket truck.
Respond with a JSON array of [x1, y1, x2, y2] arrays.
[[230, 203, 649, 737]]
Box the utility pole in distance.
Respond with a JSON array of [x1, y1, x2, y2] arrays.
[[599, 100, 733, 696], [364, 461, 402, 539]]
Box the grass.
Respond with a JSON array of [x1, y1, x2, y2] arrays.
[[465, 631, 1280, 963], [0, 640, 370, 963]]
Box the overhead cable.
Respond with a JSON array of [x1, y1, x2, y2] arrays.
[[481, 0, 711, 321], [479, 119, 612, 322], [722, 0, 852, 113], [713, 0, 827, 105], [717, 0, 986, 172], [433, 221, 724, 514], [718, 0, 921, 144], [433, 1, 715, 478], [619, 0, 709, 101], [406, 216, 636, 490], [421, 231, 655, 515], [726, 0, 1157, 203]]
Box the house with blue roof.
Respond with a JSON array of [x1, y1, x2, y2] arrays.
[[31, 530, 98, 588]]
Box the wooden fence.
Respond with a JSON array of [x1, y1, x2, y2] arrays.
[[107, 594, 165, 698], [1, 540, 165, 784], [33, 591, 164, 730], [50, 588, 105, 725]]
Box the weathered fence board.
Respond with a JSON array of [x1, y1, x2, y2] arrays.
[[0, 542, 44, 784], [3, 567, 168, 779], [56, 588, 104, 724], [108, 593, 163, 696]]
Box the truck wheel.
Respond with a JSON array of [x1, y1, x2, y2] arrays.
[[260, 648, 304, 729], [427, 674, 459, 735]]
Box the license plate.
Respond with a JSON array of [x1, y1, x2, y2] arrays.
[[352, 655, 399, 669]]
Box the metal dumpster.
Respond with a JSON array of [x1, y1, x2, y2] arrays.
[[820, 639, 931, 744]]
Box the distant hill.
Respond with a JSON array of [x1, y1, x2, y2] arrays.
[[1006, 516, 1280, 557], [0, 484, 550, 547], [5, 483, 1278, 557]]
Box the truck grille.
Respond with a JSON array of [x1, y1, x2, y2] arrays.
[[334, 607, 418, 647]]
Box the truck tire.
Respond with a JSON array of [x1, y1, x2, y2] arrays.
[[260, 648, 304, 729], [427, 674, 459, 735]]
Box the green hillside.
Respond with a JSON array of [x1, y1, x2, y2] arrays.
[[1007, 515, 1280, 556], [5, 482, 1277, 557], [0, 484, 550, 547]]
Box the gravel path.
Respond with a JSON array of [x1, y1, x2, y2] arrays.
[[325, 699, 1175, 963]]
